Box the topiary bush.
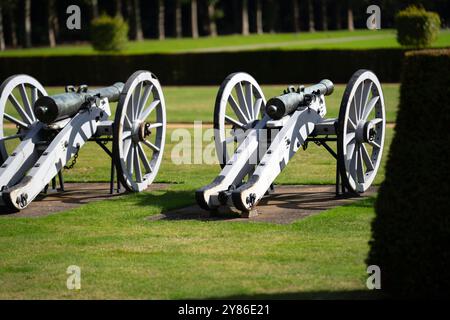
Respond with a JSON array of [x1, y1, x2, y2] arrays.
[[396, 6, 440, 48], [367, 49, 450, 298], [91, 15, 129, 52]]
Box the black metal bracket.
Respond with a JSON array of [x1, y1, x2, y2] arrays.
[[93, 138, 121, 195], [305, 136, 348, 197], [43, 169, 65, 194]]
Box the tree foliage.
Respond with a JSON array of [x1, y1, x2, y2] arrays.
[[90, 14, 129, 51], [396, 5, 441, 48]]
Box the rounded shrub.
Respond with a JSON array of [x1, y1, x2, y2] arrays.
[[91, 15, 129, 52], [396, 6, 440, 48], [367, 49, 450, 298]]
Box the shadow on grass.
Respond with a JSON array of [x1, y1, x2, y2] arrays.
[[131, 188, 197, 213], [0, 184, 185, 217], [147, 188, 377, 224], [210, 290, 384, 300]]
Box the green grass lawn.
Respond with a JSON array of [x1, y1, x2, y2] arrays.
[[0, 190, 380, 299], [0, 84, 396, 299], [1, 29, 449, 57]]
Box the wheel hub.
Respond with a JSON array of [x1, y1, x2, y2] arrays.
[[139, 122, 152, 141], [356, 120, 377, 143], [131, 121, 152, 143]]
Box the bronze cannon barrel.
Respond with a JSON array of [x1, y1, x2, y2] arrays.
[[265, 79, 334, 120], [34, 82, 124, 124]]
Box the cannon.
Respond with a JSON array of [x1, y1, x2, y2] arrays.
[[196, 70, 386, 216], [0, 70, 166, 211]]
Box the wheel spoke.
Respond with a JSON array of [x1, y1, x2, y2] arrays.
[[361, 81, 373, 117], [253, 98, 263, 118], [19, 84, 35, 121], [348, 144, 358, 180], [126, 98, 134, 124], [31, 87, 38, 105], [348, 117, 357, 131], [362, 96, 379, 121], [143, 139, 160, 152], [357, 147, 365, 183], [235, 83, 251, 121], [228, 94, 249, 124], [244, 82, 254, 120], [347, 142, 357, 163], [345, 132, 356, 144], [351, 98, 358, 123], [353, 84, 363, 122], [132, 82, 143, 120], [0, 133, 25, 142], [123, 139, 132, 159], [140, 100, 160, 121], [124, 114, 132, 129], [224, 115, 245, 130], [137, 143, 152, 173], [138, 84, 153, 116], [371, 117, 383, 125], [4, 113, 29, 129], [357, 80, 368, 119], [369, 140, 381, 149], [126, 143, 135, 175], [148, 122, 163, 130], [361, 143, 374, 171], [8, 94, 33, 124], [122, 131, 132, 140], [134, 145, 143, 183]]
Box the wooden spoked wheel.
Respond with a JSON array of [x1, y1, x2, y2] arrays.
[[113, 71, 166, 192], [338, 69, 386, 193], [214, 72, 266, 168], [0, 75, 47, 164]]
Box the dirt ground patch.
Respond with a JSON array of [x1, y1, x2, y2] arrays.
[[0, 184, 376, 222], [0, 183, 170, 217], [151, 185, 377, 224]]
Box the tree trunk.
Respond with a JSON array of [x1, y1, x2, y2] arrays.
[[24, 0, 31, 48], [292, 0, 300, 33], [158, 0, 165, 40], [347, 3, 354, 31], [335, 0, 341, 29], [256, 0, 263, 35], [267, 0, 277, 33], [115, 0, 122, 17], [91, 0, 99, 18], [47, 0, 56, 47], [321, 0, 328, 30], [134, 0, 144, 40], [7, 5, 17, 47], [0, 4, 5, 51], [175, 0, 182, 38], [307, 0, 315, 32], [191, 0, 199, 38], [207, 2, 217, 37], [242, 0, 249, 35]]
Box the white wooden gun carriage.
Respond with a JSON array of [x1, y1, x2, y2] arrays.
[[0, 70, 166, 211], [196, 70, 386, 216]]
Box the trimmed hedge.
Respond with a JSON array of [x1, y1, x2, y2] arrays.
[[91, 15, 129, 52], [396, 6, 440, 48], [0, 49, 406, 86], [367, 49, 450, 298]]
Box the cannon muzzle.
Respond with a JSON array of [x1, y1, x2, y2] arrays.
[[265, 79, 334, 120], [34, 82, 124, 124]]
